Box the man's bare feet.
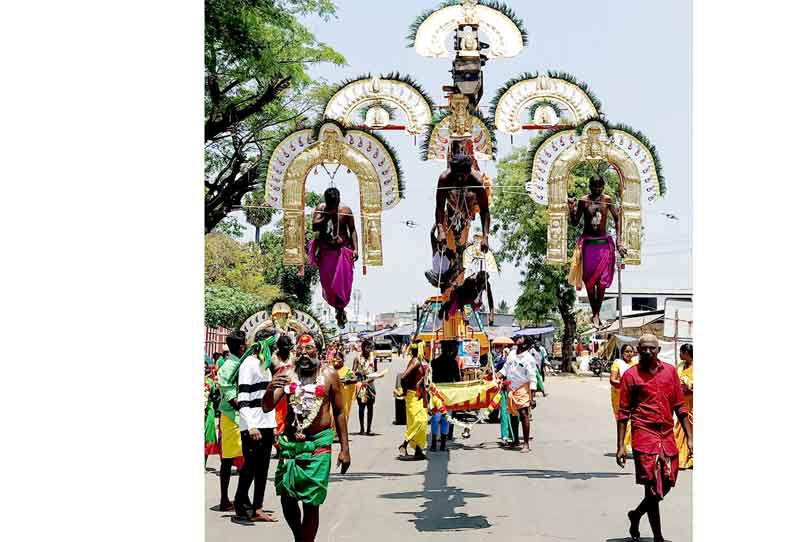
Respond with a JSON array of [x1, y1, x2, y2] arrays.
[[520, 444, 531, 453], [252, 510, 278, 522], [628, 510, 640, 541]]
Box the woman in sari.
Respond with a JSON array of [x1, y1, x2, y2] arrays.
[[674, 343, 694, 469], [610, 344, 637, 452]]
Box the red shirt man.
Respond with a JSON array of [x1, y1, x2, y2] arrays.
[[616, 334, 692, 542]]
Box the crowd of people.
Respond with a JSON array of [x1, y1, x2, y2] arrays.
[[203, 330, 693, 542]]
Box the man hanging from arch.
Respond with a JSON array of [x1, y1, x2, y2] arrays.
[[567, 174, 627, 329], [310, 187, 358, 328]]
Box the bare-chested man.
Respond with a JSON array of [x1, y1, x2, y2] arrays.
[[433, 141, 490, 260], [567, 175, 627, 328], [263, 333, 351, 542], [398, 342, 428, 460], [311, 187, 358, 327]]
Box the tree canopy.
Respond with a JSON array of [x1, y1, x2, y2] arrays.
[[243, 190, 275, 242], [205, 0, 346, 231]]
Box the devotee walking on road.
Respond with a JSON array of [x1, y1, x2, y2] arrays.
[[263, 334, 351, 542], [234, 330, 278, 522], [497, 337, 536, 453], [352, 339, 377, 435], [216, 330, 247, 512], [398, 342, 428, 460], [617, 334, 692, 542]]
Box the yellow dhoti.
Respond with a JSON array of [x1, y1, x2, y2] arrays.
[[674, 364, 693, 469], [611, 387, 633, 451], [219, 413, 243, 459], [404, 390, 428, 450]]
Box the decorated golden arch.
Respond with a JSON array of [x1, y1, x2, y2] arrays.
[[263, 121, 403, 267], [525, 120, 665, 266], [490, 72, 602, 134]]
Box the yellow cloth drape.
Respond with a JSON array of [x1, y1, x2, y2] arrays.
[[219, 413, 243, 459], [610, 360, 635, 451], [674, 363, 694, 469], [404, 390, 429, 450], [568, 243, 583, 290], [332, 367, 356, 439]]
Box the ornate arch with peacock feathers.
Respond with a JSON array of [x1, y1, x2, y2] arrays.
[[525, 119, 664, 266], [261, 120, 404, 267]]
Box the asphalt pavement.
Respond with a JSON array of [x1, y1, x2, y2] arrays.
[[205, 355, 692, 541]]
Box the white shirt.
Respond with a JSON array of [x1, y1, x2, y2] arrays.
[[237, 355, 276, 431], [528, 347, 543, 370], [498, 350, 537, 391]]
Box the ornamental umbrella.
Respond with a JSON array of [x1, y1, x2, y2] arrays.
[[492, 336, 514, 346], [463, 243, 498, 273]]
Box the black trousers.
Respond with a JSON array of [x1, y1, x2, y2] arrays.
[[235, 427, 274, 511]]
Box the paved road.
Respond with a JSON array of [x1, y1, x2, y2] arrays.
[[205, 356, 692, 541]]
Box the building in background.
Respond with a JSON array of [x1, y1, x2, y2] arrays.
[[576, 288, 692, 318]]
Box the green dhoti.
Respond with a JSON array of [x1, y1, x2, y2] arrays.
[[275, 428, 334, 507]]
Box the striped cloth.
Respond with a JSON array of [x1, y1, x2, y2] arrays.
[[237, 355, 276, 431]]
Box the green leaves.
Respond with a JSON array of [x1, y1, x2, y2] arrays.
[[205, 286, 269, 329], [243, 190, 276, 230]]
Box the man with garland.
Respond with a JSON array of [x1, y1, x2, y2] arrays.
[[263, 334, 351, 542]]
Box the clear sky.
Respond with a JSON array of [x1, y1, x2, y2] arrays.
[[236, 0, 692, 319]]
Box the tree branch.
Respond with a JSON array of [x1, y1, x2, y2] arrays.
[[205, 76, 292, 140]]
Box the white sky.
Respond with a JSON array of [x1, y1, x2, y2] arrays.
[[234, 0, 692, 318]]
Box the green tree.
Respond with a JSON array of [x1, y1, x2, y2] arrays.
[[205, 232, 280, 303], [496, 300, 511, 314], [214, 216, 245, 240], [491, 147, 619, 371], [258, 221, 319, 308], [205, 285, 269, 329], [205, 0, 346, 231], [243, 190, 275, 242]]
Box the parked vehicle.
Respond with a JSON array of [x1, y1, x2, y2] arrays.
[[373, 340, 394, 364], [588, 356, 609, 377]]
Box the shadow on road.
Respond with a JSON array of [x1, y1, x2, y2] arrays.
[[329, 471, 418, 483], [379, 451, 492, 532], [605, 538, 658, 542], [457, 468, 631, 481]]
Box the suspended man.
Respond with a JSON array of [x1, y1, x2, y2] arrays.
[[567, 174, 627, 328]]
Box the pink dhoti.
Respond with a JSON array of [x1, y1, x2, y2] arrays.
[[308, 240, 353, 310], [580, 236, 616, 291]]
